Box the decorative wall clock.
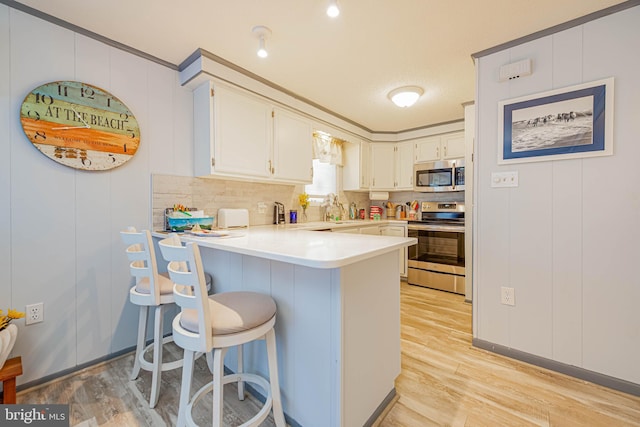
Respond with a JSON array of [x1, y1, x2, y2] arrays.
[[20, 81, 140, 171]]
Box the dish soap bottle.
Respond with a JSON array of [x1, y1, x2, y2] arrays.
[[349, 202, 357, 220]]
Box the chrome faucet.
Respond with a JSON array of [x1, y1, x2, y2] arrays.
[[322, 195, 332, 221]]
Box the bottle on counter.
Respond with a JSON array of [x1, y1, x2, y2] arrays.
[[349, 202, 357, 220]]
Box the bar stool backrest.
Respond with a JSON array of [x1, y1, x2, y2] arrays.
[[120, 228, 161, 305], [158, 236, 213, 354]]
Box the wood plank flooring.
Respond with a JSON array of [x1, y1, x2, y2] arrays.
[[377, 282, 640, 427], [17, 282, 640, 426]]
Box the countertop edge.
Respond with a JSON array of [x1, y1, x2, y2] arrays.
[[152, 229, 415, 269]]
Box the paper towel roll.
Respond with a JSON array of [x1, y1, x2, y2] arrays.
[[369, 191, 389, 201]]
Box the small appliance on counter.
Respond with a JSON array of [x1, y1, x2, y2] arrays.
[[218, 208, 250, 229], [274, 202, 285, 224]]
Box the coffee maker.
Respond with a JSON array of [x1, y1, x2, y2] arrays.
[[274, 202, 285, 224]]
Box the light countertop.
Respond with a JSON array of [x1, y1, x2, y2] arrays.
[[153, 221, 415, 269]]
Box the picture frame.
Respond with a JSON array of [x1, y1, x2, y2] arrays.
[[498, 78, 614, 164]]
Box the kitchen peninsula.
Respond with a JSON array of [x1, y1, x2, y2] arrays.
[[153, 226, 415, 427]]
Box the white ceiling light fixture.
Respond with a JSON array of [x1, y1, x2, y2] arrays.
[[388, 86, 424, 108], [327, 0, 340, 18], [252, 25, 272, 58]]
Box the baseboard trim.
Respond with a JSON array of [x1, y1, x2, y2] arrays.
[[364, 388, 397, 427], [17, 346, 135, 393], [473, 338, 640, 397]]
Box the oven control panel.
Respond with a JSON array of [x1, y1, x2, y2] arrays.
[[420, 202, 464, 212]]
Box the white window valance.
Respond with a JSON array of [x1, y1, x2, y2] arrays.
[[312, 131, 344, 166]]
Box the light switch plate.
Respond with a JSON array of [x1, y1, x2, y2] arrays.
[[491, 171, 519, 188]]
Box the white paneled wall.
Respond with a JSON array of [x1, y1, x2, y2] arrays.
[[1, 6, 193, 384], [0, 6, 11, 333], [474, 6, 640, 385]]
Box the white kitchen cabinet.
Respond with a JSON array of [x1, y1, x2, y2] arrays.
[[414, 135, 441, 163], [380, 225, 408, 277], [414, 131, 465, 163], [272, 107, 313, 183], [193, 81, 312, 184], [370, 144, 395, 190], [194, 81, 271, 178], [331, 224, 380, 235], [394, 142, 414, 190], [370, 142, 413, 191], [359, 225, 382, 235], [332, 227, 360, 234], [442, 132, 466, 159], [343, 139, 370, 191]]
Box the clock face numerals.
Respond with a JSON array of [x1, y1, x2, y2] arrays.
[[20, 81, 140, 171]]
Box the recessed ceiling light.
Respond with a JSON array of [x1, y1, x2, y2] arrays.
[[327, 0, 340, 18], [388, 86, 424, 108]]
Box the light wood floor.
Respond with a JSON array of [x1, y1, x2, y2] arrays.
[[17, 282, 640, 426], [377, 282, 640, 427]]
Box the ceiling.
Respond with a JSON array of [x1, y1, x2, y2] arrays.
[[16, 0, 626, 133]]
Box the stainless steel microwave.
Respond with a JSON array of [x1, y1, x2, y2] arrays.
[[413, 159, 465, 192]]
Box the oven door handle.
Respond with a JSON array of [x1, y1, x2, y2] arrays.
[[407, 224, 465, 232]]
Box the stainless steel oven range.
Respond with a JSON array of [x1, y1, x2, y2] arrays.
[[407, 201, 465, 294]]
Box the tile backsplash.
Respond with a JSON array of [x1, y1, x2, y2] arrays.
[[152, 174, 371, 230]]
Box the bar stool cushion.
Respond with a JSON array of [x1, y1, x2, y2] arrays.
[[180, 291, 276, 336], [134, 272, 174, 295]]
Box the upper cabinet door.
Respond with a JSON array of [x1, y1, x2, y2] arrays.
[[442, 131, 465, 159], [213, 84, 272, 177], [414, 136, 441, 163], [370, 144, 395, 190], [415, 131, 465, 162], [395, 142, 414, 189], [343, 139, 370, 191], [272, 108, 313, 183]]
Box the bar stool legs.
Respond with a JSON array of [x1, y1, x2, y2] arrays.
[[130, 305, 148, 381], [131, 304, 176, 408], [266, 329, 286, 427]]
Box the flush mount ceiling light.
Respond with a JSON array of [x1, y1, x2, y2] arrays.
[[388, 86, 424, 108], [252, 25, 272, 58], [327, 0, 340, 18]]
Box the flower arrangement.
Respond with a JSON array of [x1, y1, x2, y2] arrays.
[[0, 308, 24, 331], [298, 192, 310, 210], [298, 192, 310, 221]]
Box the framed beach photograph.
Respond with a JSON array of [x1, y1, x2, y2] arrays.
[[498, 78, 614, 164]]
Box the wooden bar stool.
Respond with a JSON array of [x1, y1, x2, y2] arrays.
[[121, 228, 183, 408], [158, 235, 286, 427]]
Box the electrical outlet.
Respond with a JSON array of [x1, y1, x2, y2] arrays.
[[501, 287, 515, 306], [25, 302, 44, 325], [257, 202, 267, 214]]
